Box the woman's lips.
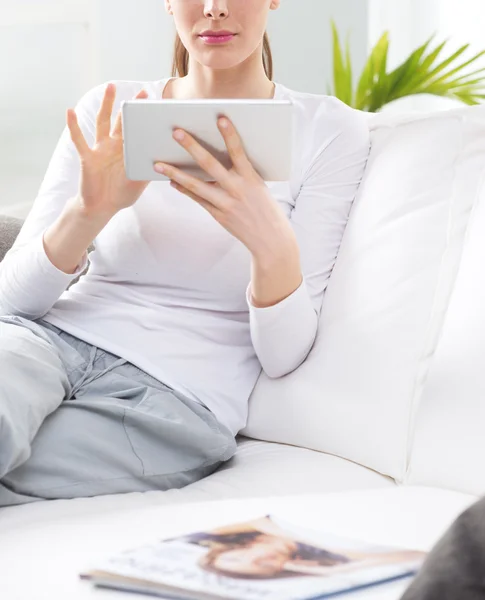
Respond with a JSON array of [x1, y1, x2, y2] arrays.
[[199, 34, 236, 45]]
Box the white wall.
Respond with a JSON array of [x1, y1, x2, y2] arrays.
[[268, 0, 369, 94], [93, 0, 173, 83], [0, 0, 98, 216]]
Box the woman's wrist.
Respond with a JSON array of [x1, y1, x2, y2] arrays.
[[71, 194, 119, 225], [250, 236, 303, 308], [43, 195, 113, 275], [250, 228, 298, 270]]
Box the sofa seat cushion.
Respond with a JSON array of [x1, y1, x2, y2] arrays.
[[0, 437, 394, 530]]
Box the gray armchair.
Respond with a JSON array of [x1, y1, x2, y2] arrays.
[[0, 215, 23, 262]]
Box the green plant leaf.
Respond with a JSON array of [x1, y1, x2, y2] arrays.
[[331, 20, 353, 105], [385, 36, 435, 103], [428, 75, 485, 92], [405, 43, 470, 92], [397, 36, 447, 96], [331, 21, 345, 98], [453, 93, 481, 105], [372, 34, 390, 109], [355, 53, 374, 109], [355, 31, 389, 110], [441, 66, 485, 86], [419, 49, 485, 92], [330, 21, 485, 112], [345, 33, 353, 106], [331, 20, 342, 95], [420, 38, 447, 72]]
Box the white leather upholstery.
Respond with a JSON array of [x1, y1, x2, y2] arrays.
[[244, 105, 485, 485], [406, 173, 485, 495], [0, 437, 394, 526]]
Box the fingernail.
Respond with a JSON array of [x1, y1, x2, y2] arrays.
[[173, 130, 185, 141], [154, 163, 165, 174], [219, 118, 228, 128]]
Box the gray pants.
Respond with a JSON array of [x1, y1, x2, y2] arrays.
[[0, 315, 237, 507]]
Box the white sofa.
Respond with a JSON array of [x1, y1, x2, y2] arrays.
[[1, 101, 485, 598]]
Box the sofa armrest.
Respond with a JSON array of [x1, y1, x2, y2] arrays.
[[0, 215, 23, 263]]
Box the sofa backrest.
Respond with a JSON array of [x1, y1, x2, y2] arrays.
[[405, 165, 485, 495], [244, 103, 485, 496]]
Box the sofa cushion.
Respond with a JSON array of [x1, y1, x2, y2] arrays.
[[243, 104, 485, 483], [0, 215, 23, 263], [0, 437, 394, 522], [406, 177, 485, 495]]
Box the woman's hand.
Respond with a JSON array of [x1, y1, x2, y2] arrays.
[[67, 83, 151, 219], [154, 117, 297, 260]]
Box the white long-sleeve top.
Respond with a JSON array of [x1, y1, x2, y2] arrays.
[[0, 78, 371, 435]]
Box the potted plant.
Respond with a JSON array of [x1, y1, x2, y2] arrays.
[[329, 20, 485, 111]]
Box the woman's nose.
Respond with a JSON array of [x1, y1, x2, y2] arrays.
[[204, 0, 229, 19]]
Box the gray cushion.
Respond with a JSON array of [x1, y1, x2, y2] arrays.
[[0, 215, 23, 262]]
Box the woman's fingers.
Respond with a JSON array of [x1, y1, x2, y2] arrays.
[[170, 180, 223, 220], [66, 108, 90, 160], [67, 84, 149, 160], [95, 83, 116, 144], [155, 162, 229, 209], [171, 129, 235, 192], [217, 117, 256, 178], [112, 87, 148, 138]]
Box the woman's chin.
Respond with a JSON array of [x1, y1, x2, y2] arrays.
[[197, 57, 244, 71]]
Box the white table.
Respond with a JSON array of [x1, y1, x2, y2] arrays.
[[0, 486, 476, 600]]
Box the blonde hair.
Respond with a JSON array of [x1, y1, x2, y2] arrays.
[[171, 32, 274, 80]]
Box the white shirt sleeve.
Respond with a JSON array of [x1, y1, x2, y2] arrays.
[[0, 83, 104, 319], [247, 102, 371, 378]]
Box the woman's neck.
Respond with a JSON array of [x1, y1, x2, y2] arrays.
[[165, 66, 275, 100]]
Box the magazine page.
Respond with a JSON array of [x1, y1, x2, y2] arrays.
[[82, 515, 426, 600]]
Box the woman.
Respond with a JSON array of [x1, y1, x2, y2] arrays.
[[0, 0, 371, 506]]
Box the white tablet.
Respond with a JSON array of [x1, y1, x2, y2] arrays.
[[121, 98, 294, 182]]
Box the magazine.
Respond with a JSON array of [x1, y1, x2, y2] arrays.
[[80, 514, 426, 599]]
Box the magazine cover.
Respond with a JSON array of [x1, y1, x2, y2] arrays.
[[81, 515, 426, 599]]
